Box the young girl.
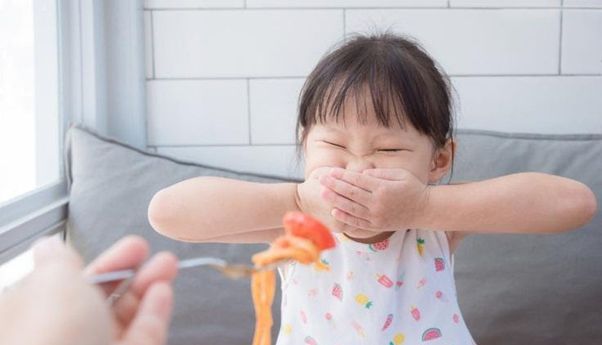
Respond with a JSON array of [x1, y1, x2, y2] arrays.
[[147, 33, 597, 344]]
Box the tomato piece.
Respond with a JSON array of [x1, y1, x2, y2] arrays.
[[282, 211, 335, 250]]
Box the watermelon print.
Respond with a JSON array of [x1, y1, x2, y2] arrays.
[[275, 230, 475, 344]]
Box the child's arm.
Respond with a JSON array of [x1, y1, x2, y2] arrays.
[[319, 168, 597, 234], [421, 172, 597, 233], [147, 177, 299, 243]]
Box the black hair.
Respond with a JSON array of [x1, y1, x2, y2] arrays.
[[295, 31, 457, 180]]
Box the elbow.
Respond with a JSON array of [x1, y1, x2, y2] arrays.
[[565, 181, 598, 231], [147, 188, 181, 240]]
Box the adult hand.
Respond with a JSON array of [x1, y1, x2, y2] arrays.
[[319, 167, 431, 232], [0, 235, 178, 345]]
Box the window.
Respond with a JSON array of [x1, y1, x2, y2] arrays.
[[0, 0, 66, 291], [0, 0, 61, 205]]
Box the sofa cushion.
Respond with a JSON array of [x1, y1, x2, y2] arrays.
[[450, 129, 602, 345], [65, 125, 601, 345], [65, 125, 298, 345]]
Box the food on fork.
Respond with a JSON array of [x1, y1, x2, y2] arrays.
[[250, 211, 335, 345]]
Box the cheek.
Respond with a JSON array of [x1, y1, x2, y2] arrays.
[[303, 149, 347, 176]]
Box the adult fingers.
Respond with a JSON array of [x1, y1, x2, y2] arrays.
[[117, 282, 173, 345]]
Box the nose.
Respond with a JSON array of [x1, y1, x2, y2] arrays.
[[345, 157, 375, 173]]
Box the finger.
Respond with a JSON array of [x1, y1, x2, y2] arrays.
[[32, 236, 83, 270], [331, 208, 373, 229], [113, 252, 178, 327], [130, 251, 178, 297], [363, 168, 409, 181], [85, 235, 149, 275], [321, 187, 371, 221], [319, 174, 371, 207], [329, 168, 380, 191], [84, 235, 150, 296], [117, 282, 173, 345]]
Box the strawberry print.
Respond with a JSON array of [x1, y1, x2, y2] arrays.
[[410, 306, 421, 321], [434, 257, 445, 272], [332, 283, 343, 301], [381, 313, 393, 331]]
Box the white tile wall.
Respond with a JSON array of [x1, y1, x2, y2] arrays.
[[246, 0, 447, 8], [249, 78, 304, 145], [452, 76, 602, 133], [451, 0, 560, 7], [147, 80, 249, 145], [561, 10, 602, 74], [144, 2, 602, 178], [345, 9, 560, 75], [152, 10, 344, 78], [145, 0, 244, 9]]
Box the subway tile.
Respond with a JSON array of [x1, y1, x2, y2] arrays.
[[451, 76, 602, 133], [144, 11, 153, 79], [564, 0, 602, 7], [145, 0, 244, 9], [247, 0, 446, 8], [153, 10, 343, 78], [346, 9, 560, 75], [249, 78, 304, 144], [561, 10, 602, 74], [146, 80, 249, 145], [450, 0, 560, 7], [157, 145, 304, 179]]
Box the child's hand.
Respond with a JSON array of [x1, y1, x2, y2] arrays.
[[319, 167, 430, 232], [296, 167, 343, 232]]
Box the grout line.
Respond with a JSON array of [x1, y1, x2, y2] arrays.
[[144, 6, 602, 11], [342, 9, 346, 37], [151, 143, 298, 148], [244, 0, 247, 8], [146, 74, 602, 81], [558, 0, 564, 75], [247, 79, 252, 145], [448, 0, 450, 8], [150, 10, 156, 79]]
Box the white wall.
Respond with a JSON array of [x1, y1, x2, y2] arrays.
[[143, 0, 602, 178]]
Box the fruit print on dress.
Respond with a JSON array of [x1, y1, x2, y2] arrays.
[[381, 313, 393, 331], [410, 306, 421, 321], [422, 328, 442, 341], [434, 257, 445, 272], [313, 258, 330, 272], [369, 238, 389, 252], [389, 333, 405, 345], [435, 290, 449, 302], [416, 277, 427, 289], [355, 293, 373, 309], [282, 323, 293, 336], [351, 320, 366, 338], [332, 283, 343, 301], [305, 335, 318, 345], [417, 238, 425, 256], [377, 273, 394, 288], [325, 312, 336, 329], [300, 310, 308, 324], [453, 313, 460, 324]]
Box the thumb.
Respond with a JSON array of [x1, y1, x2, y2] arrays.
[[119, 282, 173, 345], [31, 236, 83, 270]]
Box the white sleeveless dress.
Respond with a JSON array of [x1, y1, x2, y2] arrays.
[[275, 229, 477, 345]]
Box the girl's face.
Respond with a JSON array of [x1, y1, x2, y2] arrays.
[[302, 95, 453, 185]]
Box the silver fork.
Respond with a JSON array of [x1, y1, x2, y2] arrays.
[[89, 256, 288, 306], [88, 256, 288, 285]]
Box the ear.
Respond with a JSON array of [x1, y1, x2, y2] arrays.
[[428, 138, 455, 184]]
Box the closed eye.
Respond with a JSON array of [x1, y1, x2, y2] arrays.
[[323, 140, 346, 149], [378, 148, 404, 152]]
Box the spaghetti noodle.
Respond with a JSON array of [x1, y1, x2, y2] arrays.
[[250, 211, 335, 345]]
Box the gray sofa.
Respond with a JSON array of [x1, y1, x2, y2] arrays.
[[65, 125, 601, 345]]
